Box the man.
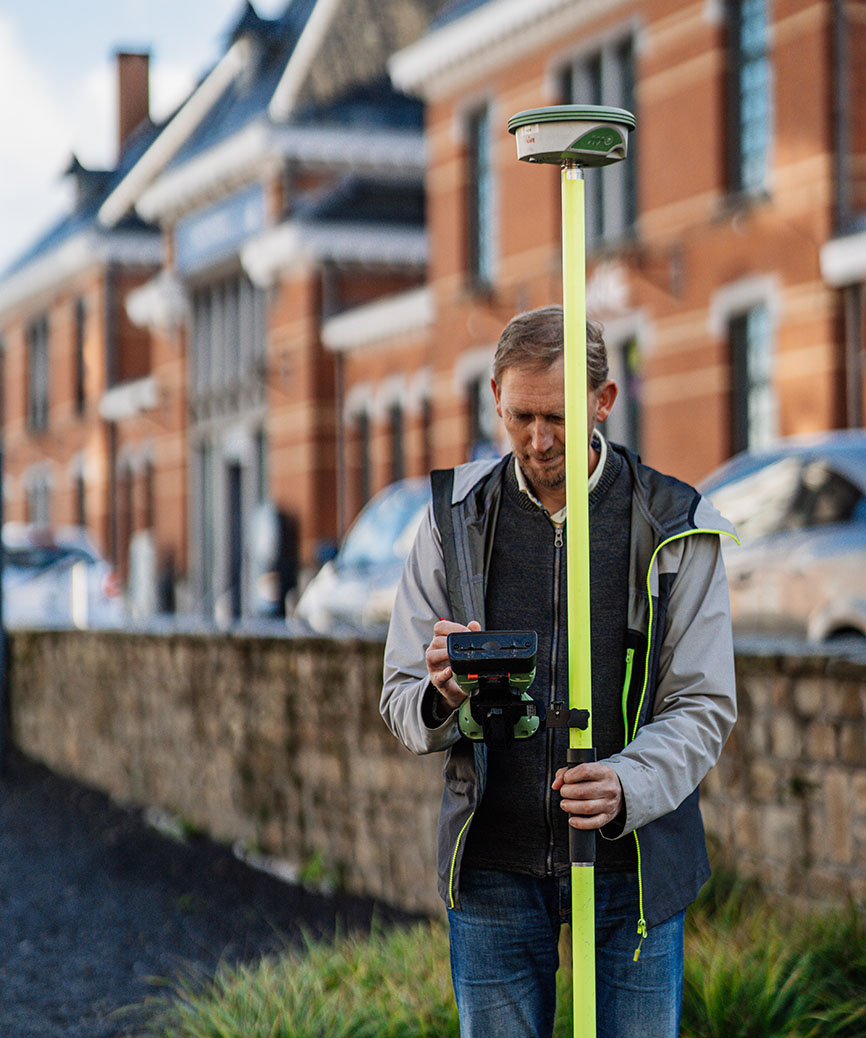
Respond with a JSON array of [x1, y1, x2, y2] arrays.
[[380, 306, 737, 1037]]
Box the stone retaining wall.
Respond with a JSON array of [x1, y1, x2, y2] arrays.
[[8, 630, 866, 915]]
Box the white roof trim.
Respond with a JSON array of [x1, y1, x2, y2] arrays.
[[273, 125, 426, 172], [390, 0, 629, 99], [0, 230, 161, 320], [99, 38, 251, 227], [820, 229, 866, 287], [126, 271, 190, 332], [269, 0, 343, 122], [241, 221, 427, 286], [136, 120, 270, 222], [322, 286, 433, 352], [136, 123, 425, 224], [98, 376, 159, 423]]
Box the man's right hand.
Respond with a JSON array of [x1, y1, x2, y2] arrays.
[[425, 618, 482, 711]]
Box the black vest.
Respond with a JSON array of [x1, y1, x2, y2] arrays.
[[463, 450, 636, 875]]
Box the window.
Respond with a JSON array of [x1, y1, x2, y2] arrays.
[[467, 374, 498, 459], [74, 298, 86, 416], [356, 411, 371, 507], [729, 303, 775, 453], [420, 397, 433, 475], [727, 0, 772, 195], [561, 36, 637, 248], [604, 333, 642, 452], [75, 472, 86, 527], [25, 470, 51, 525], [26, 315, 49, 433], [143, 459, 155, 531], [198, 443, 215, 609], [389, 402, 405, 483], [190, 272, 265, 413], [467, 104, 495, 288]]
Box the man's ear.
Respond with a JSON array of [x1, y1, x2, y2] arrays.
[[596, 380, 618, 423], [491, 377, 503, 418]]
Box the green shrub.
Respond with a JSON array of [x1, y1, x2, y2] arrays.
[[138, 869, 866, 1038]]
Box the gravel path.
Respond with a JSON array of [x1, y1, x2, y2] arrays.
[[0, 748, 418, 1037]]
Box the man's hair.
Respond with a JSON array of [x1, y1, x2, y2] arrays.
[[492, 305, 609, 391]]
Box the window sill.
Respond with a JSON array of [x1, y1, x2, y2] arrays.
[[714, 187, 772, 223]]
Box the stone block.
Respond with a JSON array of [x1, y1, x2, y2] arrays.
[[770, 713, 803, 760], [840, 723, 866, 767], [760, 804, 801, 863], [806, 721, 837, 761], [749, 759, 780, 801], [824, 770, 853, 865]]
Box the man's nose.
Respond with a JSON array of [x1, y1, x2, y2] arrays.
[[530, 419, 554, 452]]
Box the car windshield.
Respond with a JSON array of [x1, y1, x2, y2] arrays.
[[4, 545, 94, 572], [708, 456, 866, 542], [338, 483, 429, 569]]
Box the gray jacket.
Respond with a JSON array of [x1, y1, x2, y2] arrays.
[[381, 446, 738, 929]]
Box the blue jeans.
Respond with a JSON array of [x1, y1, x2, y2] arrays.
[[447, 867, 684, 1038]]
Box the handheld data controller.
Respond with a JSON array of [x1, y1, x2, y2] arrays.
[[447, 631, 540, 749], [447, 630, 591, 750]]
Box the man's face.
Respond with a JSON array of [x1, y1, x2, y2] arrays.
[[492, 359, 568, 496], [491, 358, 617, 497]]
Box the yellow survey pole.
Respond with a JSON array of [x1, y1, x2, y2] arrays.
[[561, 160, 596, 1037], [508, 105, 635, 1038]]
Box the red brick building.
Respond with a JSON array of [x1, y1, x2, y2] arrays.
[[2, 0, 864, 622], [334, 0, 866, 499]]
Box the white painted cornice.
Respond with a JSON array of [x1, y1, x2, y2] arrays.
[[820, 229, 866, 287], [0, 230, 162, 321], [322, 286, 433, 352], [269, 0, 343, 122], [136, 120, 271, 223], [99, 376, 159, 423], [274, 125, 426, 173], [99, 38, 251, 228], [390, 0, 630, 100], [137, 122, 425, 225], [241, 221, 427, 286], [126, 270, 190, 332]]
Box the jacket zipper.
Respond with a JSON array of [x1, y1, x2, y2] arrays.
[[545, 521, 565, 873]]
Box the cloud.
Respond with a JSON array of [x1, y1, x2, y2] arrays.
[[0, 13, 73, 268]]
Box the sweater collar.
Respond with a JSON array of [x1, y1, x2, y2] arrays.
[[513, 430, 607, 523]]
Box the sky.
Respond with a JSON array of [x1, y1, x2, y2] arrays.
[[0, 0, 286, 272]]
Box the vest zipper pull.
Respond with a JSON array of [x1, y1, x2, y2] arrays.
[[554, 525, 564, 548], [633, 918, 648, 962]]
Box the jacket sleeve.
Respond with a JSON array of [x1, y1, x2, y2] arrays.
[[380, 503, 463, 755], [604, 533, 737, 835]]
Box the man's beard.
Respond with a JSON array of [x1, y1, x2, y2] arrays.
[[519, 450, 565, 493]]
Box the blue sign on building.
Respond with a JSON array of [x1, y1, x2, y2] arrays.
[[175, 184, 265, 276]]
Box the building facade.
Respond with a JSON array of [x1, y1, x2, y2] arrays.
[[338, 0, 865, 495], [2, 0, 864, 621]]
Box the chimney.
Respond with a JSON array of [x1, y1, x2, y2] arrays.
[[116, 51, 150, 156]]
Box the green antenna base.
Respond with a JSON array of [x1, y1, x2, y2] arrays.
[[508, 105, 635, 166]]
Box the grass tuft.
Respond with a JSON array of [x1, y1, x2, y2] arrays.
[[138, 869, 866, 1038]]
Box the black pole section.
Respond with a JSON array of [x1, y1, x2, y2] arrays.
[[567, 746, 597, 864], [0, 440, 7, 775]]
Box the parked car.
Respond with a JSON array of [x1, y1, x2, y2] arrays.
[[2, 523, 125, 629], [295, 477, 431, 635], [699, 431, 866, 642]]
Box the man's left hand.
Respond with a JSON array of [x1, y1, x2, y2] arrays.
[[552, 762, 623, 830]]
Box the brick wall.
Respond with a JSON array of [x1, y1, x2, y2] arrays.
[[8, 631, 866, 916]]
